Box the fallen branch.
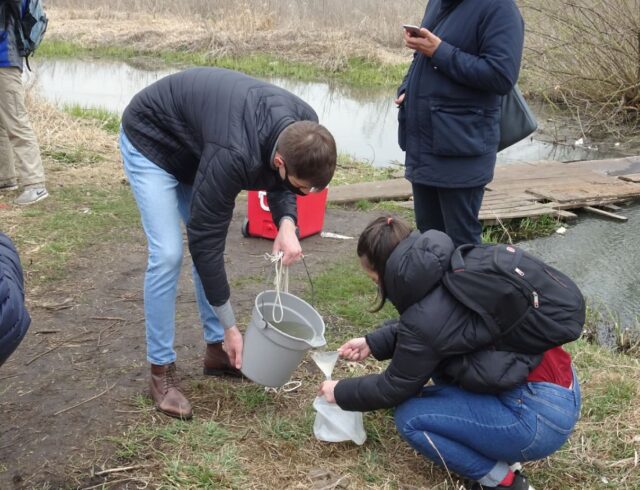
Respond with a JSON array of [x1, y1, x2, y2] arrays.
[[54, 383, 116, 416], [25, 344, 60, 366], [94, 464, 149, 477]]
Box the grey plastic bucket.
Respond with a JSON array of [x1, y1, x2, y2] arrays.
[[241, 290, 326, 387]]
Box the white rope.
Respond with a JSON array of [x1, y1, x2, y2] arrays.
[[264, 251, 288, 323]]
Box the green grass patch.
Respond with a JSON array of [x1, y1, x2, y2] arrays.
[[259, 409, 312, 443], [235, 384, 273, 411], [331, 155, 401, 186], [37, 40, 406, 88], [42, 147, 104, 166], [482, 214, 561, 243], [162, 446, 247, 489], [312, 258, 396, 345], [63, 104, 121, 134], [12, 185, 139, 282]]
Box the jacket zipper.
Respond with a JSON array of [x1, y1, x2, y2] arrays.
[[495, 248, 540, 309]]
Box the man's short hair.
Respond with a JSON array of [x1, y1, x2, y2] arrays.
[[277, 121, 337, 189]]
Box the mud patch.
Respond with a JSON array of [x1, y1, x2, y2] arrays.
[[0, 206, 377, 487]]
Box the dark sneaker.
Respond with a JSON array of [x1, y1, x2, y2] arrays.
[[0, 182, 18, 192], [14, 187, 48, 205], [470, 473, 535, 490]]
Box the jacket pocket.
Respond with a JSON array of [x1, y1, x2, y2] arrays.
[[430, 103, 488, 157]]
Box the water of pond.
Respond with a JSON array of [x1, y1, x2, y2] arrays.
[[29, 59, 638, 167], [28, 58, 640, 330], [521, 203, 640, 331]]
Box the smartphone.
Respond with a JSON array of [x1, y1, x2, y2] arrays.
[[402, 24, 423, 37]]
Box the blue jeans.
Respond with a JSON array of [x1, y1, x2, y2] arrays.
[[411, 183, 485, 247], [394, 370, 581, 487], [119, 130, 224, 365]]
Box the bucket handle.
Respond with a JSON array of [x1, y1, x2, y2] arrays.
[[261, 254, 316, 322]]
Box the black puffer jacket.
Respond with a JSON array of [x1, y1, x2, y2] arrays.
[[122, 68, 318, 308], [0, 232, 30, 367], [334, 231, 542, 412]]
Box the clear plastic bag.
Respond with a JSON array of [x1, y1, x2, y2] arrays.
[[311, 350, 366, 445], [313, 396, 367, 445]]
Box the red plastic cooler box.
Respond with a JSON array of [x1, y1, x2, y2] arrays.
[[242, 189, 329, 240]]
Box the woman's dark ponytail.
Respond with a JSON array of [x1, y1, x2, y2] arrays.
[[357, 216, 412, 311]]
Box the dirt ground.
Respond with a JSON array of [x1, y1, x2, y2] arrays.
[[0, 205, 379, 488]]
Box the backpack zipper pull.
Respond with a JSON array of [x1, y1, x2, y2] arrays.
[[532, 291, 539, 308], [515, 267, 525, 277]]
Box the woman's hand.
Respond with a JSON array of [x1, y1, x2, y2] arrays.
[[403, 28, 442, 57], [338, 337, 371, 361], [318, 380, 339, 403], [394, 92, 406, 106]]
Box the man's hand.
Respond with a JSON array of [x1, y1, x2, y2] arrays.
[[273, 218, 302, 266], [224, 326, 243, 369], [338, 337, 371, 362], [394, 92, 406, 106], [403, 28, 442, 58], [318, 380, 339, 403]]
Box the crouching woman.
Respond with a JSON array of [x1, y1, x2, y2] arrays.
[[318, 217, 581, 490]]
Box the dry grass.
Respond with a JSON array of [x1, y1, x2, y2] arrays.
[[1, 92, 123, 234], [42, 3, 418, 69], [521, 0, 640, 135]]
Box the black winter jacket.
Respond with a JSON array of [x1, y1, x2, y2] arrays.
[[0, 232, 30, 367], [122, 68, 318, 309], [334, 231, 542, 412]]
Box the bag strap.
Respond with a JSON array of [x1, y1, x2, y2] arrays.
[[450, 244, 474, 272]]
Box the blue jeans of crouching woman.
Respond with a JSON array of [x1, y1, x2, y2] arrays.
[[394, 369, 581, 487], [119, 130, 224, 366]]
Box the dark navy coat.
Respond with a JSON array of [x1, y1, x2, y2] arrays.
[[122, 68, 318, 308], [0, 232, 30, 367], [398, 0, 524, 188], [334, 231, 541, 412]]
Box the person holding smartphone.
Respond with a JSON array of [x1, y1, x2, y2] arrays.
[[397, 0, 524, 247]]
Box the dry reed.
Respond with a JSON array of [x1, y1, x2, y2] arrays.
[[521, 0, 640, 135]]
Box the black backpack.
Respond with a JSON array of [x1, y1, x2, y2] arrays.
[[442, 243, 585, 354]]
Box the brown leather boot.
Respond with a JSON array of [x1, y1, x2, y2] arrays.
[[203, 342, 244, 378], [150, 363, 193, 420]]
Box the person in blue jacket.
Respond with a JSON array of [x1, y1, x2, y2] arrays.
[[0, 232, 31, 368], [396, 0, 524, 246]]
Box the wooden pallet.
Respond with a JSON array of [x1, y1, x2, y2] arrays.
[[328, 157, 640, 223]]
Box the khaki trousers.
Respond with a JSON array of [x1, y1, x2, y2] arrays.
[[0, 67, 45, 189]]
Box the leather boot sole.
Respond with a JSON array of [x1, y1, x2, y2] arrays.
[[203, 366, 245, 378], [155, 405, 193, 420]]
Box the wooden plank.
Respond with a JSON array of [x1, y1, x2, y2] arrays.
[[482, 202, 557, 214], [582, 206, 628, 222], [619, 173, 640, 183], [556, 210, 579, 220], [327, 179, 411, 204]]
